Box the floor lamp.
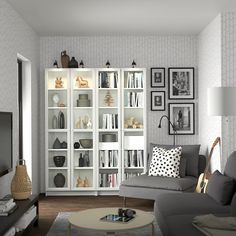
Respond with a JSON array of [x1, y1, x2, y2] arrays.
[[207, 87, 236, 169]]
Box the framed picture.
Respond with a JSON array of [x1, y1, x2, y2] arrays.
[[168, 103, 195, 135], [168, 67, 194, 99], [151, 68, 165, 87], [151, 91, 165, 111]]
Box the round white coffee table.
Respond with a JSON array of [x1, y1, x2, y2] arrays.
[[68, 207, 155, 236]]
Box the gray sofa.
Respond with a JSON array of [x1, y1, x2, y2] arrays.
[[119, 144, 205, 201], [155, 151, 236, 236]]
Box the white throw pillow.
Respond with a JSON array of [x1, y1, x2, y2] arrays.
[[148, 146, 182, 178]]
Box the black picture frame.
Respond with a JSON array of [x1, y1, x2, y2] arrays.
[[151, 91, 166, 111], [168, 67, 194, 100], [168, 103, 195, 135], [151, 68, 165, 88]]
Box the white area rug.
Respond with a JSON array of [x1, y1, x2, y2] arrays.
[[46, 212, 162, 236]]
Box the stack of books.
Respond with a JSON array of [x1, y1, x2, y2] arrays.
[[0, 195, 17, 216]]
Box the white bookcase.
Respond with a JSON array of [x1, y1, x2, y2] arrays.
[[45, 68, 146, 195], [121, 68, 147, 181]]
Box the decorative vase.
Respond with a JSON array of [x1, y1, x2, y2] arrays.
[[58, 111, 65, 129], [11, 159, 32, 200], [83, 151, 90, 167], [54, 173, 66, 187], [53, 138, 61, 149], [52, 115, 58, 129], [74, 142, 80, 149], [61, 141, 67, 149], [53, 156, 65, 167], [79, 153, 84, 167], [68, 57, 78, 68], [61, 51, 70, 68]]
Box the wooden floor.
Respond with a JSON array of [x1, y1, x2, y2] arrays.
[[24, 195, 154, 236]]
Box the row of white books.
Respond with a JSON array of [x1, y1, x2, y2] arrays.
[[0, 196, 17, 216], [99, 72, 118, 88], [126, 72, 143, 88], [99, 173, 118, 187], [99, 150, 118, 167], [125, 172, 142, 179], [124, 150, 144, 167], [102, 113, 118, 129], [126, 92, 143, 107]]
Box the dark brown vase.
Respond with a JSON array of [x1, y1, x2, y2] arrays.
[[61, 51, 70, 68], [53, 156, 65, 167], [54, 173, 66, 187], [68, 57, 78, 68]]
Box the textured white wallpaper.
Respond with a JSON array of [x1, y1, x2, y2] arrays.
[[0, 0, 40, 197], [198, 14, 222, 171], [40, 36, 199, 191], [221, 13, 236, 170]]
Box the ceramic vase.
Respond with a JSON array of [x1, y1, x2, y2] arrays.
[[68, 57, 78, 68], [53, 156, 65, 167], [54, 173, 66, 187], [61, 51, 70, 68]]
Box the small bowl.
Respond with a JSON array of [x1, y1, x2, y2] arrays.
[[79, 139, 93, 148]]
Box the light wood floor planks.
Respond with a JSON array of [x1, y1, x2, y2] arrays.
[[24, 195, 154, 236]]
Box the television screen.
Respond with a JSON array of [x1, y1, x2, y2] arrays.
[[0, 112, 13, 177]]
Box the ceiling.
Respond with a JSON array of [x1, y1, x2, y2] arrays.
[[6, 0, 236, 36]]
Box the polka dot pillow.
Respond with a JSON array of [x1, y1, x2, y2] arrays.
[[148, 146, 182, 178]]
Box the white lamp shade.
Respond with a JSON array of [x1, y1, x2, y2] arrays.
[[208, 87, 236, 116]]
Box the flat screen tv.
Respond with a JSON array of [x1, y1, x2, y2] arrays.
[[0, 112, 13, 177]]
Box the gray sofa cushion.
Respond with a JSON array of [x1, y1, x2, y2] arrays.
[[231, 193, 236, 216], [224, 151, 236, 180], [155, 193, 230, 217], [149, 143, 200, 177], [121, 174, 197, 191], [206, 170, 236, 205]]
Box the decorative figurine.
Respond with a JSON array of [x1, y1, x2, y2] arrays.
[[87, 118, 92, 129], [104, 91, 114, 107], [76, 177, 84, 187], [82, 115, 89, 129], [124, 117, 143, 129], [75, 117, 81, 129], [52, 93, 60, 107], [76, 76, 88, 88], [55, 77, 63, 88], [84, 177, 89, 187]]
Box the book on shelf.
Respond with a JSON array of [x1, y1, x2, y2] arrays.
[[124, 150, 144, 167], [99, 173, 118, 187], [125, 172, 142, 180], [0, 202, 17, 216], [126, 92, 143, 107], [99, 72, 118, 88], [126, 72, 143, 89], [99, 150, 118, 167], [102, 114, 118, 129]]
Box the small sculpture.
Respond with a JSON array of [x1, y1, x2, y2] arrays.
[[53, 60, 58, 68], [104, 91, 114, 106], [76, 76, 88, 88], [87, 118, 92, 129], [82, 115, 89, 129], [124, 117, 143, 129], [76, 177, 84, 187], [52, 93, 60, 106], [76, 117, 81, 128], [84, 177, 89, 187], [55, 77, 63, 88]]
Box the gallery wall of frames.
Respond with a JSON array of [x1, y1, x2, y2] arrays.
[[150, 67, 195, 135]]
